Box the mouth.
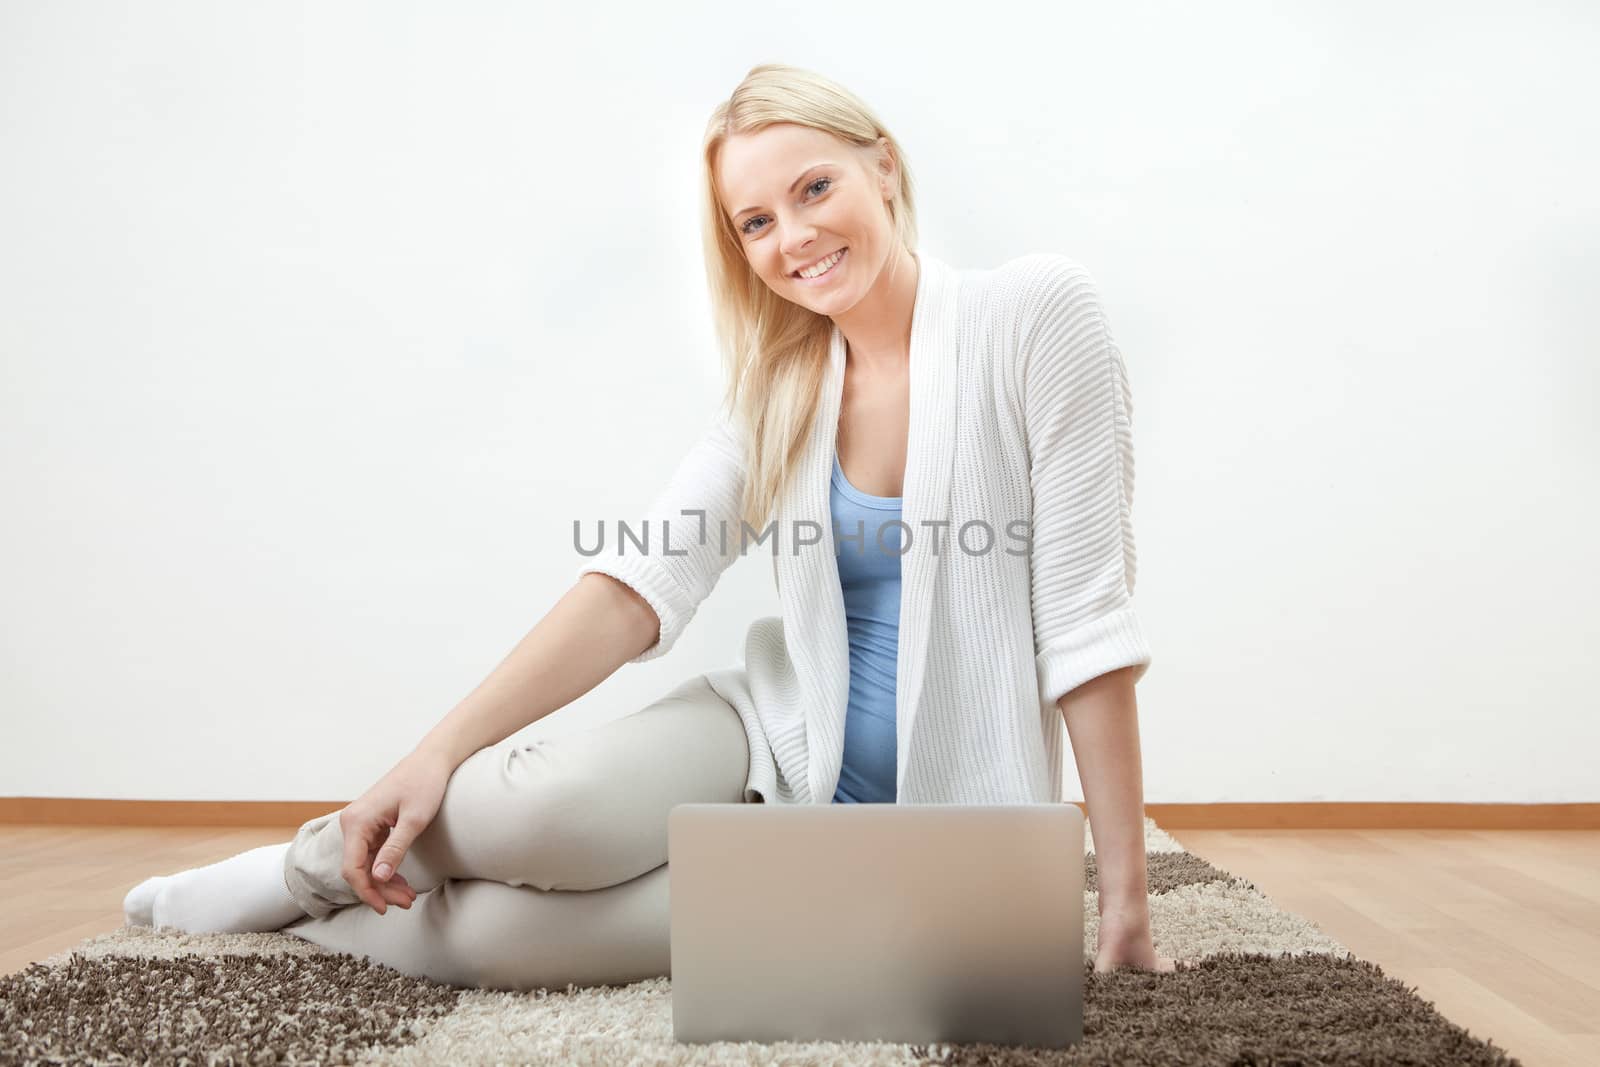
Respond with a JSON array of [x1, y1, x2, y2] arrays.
[[791, 247, 848, 282]]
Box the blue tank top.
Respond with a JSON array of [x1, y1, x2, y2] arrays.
[[829, 449, 903, 804]]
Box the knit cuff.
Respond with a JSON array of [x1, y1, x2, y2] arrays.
[[1035, 605, 1152, 708]]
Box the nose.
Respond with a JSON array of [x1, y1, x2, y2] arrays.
[[778, 224, 819, 265]]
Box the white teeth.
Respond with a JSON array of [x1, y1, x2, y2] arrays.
[[796, 248, 845, 279]]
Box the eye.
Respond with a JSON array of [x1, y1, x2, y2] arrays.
[[738, 176, 835, 236]]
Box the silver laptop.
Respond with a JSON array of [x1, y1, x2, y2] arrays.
[[668, 802, 1084, 1049]]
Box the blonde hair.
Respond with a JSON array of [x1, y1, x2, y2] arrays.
[[699, 63, 919, 532]]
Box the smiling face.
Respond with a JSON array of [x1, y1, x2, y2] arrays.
[[715, 123, 899, 314]]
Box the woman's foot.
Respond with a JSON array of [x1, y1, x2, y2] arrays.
[[1094, 902, 1180, 973], [122, 874, 170, 927], [1094, 945, 1178, 973], [130, 842, 308, 934]]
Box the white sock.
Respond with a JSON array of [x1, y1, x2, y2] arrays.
[[122, 874, 171, 927], [148, 841, 306, 934]]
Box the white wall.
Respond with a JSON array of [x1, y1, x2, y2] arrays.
[[2, 1, 1594, 803]]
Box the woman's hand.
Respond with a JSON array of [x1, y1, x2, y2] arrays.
[[337, 746, 456, 914]]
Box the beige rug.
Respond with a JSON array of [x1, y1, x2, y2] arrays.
[[1, 817, 1524, 1065]]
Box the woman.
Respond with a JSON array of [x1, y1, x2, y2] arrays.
[[122, 63, 1180, 989]]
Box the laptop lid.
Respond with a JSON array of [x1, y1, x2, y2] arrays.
[[668, 803, 1084, 1049]]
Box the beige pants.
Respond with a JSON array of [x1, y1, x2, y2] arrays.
[[278, 673, 751, 991]]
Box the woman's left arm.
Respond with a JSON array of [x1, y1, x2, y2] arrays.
[[1018, 254, 1154, 707]]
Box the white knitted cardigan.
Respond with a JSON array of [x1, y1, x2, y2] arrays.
[[576, 250, 1152, 805]]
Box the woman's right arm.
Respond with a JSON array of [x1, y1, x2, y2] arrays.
[[412, 571, 662, 768], [413, 404, 748, 767], [341, 412, 748, 912], [338, 572, 661, 914]]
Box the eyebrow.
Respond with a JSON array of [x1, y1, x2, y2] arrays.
[[733, 164, 832, 220]]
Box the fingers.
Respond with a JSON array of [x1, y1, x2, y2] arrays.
[[377, 870, 417, 909], [338, 810, 390, 914], [339, 810, 427, 914], [371, 814, 426, 883], [369, 852, 418, 909]]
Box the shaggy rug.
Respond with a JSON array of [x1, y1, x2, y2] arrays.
[[1, 817, 1524, 1065]]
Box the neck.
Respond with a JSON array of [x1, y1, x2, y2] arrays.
[[832, 246, 920, 376]]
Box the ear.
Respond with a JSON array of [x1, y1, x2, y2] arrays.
[[874, 137, 900, 200]]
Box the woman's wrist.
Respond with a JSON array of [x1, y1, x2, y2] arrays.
[[410, 732, 467, 773]]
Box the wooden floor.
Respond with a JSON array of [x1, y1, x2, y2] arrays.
[[2, 824, 1596, 1067]]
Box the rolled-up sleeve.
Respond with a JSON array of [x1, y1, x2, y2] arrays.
[[574, 410, 748, 663], [1019, 255, 1153, 706]]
